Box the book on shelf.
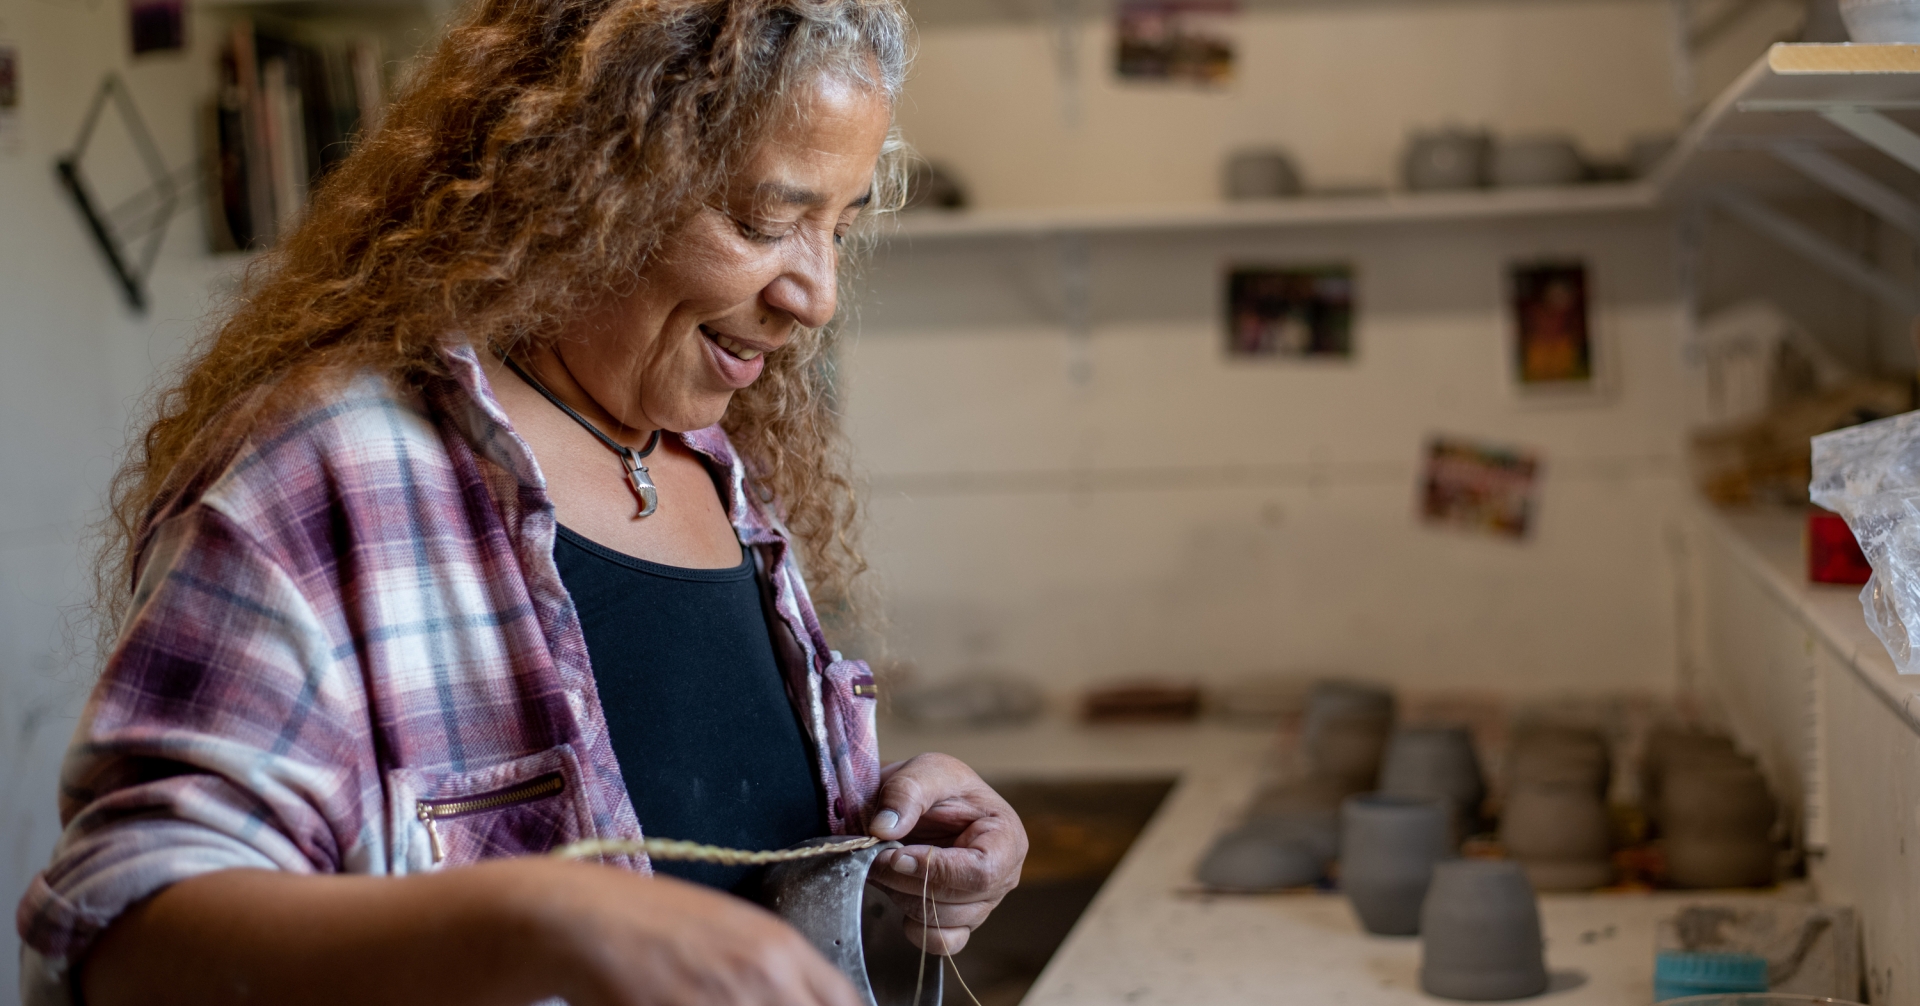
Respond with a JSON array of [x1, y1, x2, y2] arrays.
[[205, 21, 389, 252]]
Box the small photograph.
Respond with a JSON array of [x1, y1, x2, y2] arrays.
[[1115, 0, 1236, 87], [1419, 435, 1541, 540], [130, 0, 186, 54], [1510, 261, 1593, 387], [1225, 265, 1355, 359]]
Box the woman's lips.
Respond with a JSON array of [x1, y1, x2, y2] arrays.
[[700, 325, 767, 388]]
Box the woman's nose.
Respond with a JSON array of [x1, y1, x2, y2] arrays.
[[761, 228, 839, 330]]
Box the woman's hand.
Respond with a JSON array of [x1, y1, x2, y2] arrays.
[[505, 858, 864, 1006], [80, 858, 863, 1006], [866, 753, 1029, 954]]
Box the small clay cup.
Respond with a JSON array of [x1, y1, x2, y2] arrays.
[[1339, 794, 1452, 936], [1499, 780, 1613, 891], [1379, 725, 1486, 836], [1419, 860, 1549, 1000]]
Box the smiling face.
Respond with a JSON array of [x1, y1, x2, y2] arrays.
[[548, 73, 893, 436]]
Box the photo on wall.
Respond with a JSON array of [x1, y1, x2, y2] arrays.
[[1115, 0, 1237, 86], [1509, 260, 1593, 389], [1225, 264, 1354, 359], [0, 40, 18, 154], [1419, 435, 1541, 540], [130, 0, 186, 54]]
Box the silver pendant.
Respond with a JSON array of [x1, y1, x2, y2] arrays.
[[622, 452, 659, 518]]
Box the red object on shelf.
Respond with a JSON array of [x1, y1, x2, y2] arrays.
[[1808, 509, 1873, 585]]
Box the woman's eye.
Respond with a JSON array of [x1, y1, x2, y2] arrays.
[[734, 217, 786, 245]]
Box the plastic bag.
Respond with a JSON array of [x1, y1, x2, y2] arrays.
[[1809, 409, 1920, 674]]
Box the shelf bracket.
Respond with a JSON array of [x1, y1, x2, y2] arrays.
[[1710, 188, 1920, 316], [1769, 141, 1920, 243], [1817, 106, 1920, 174]]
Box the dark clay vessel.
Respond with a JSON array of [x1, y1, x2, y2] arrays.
[[1419, 859, 1549, 1001], [1339, 793, 1452, 936], [1379, 725, 1486, 835]]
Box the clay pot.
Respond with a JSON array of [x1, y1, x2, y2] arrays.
[[1499, 781, 1613, 891], [1312, 718, 1394, 791], [1508, 726, 1610, 796], [1223, 148, 1303, 200], [1247, 775, 1352, 816], [1661, 764, 1776, 889], [1642, 732, 1743, 823], [1303, 680, 1395, 791], [1242, 806, 1341, 864], [1419, 860, 1549, 1000], [1339, 794, 1452, 936], [1379, 726, 1486, 836], [1841, 0, 1920, 42], [1490, 136, 1586, 188], [1196, 828, 1325, 891], [1403, 128, 1492, 191]]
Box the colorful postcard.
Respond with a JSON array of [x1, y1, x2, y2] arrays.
[[1116, 0, 1236, 86], [1511, 261, 1593, 387], [1419, 436, 1541, 540], [1225, 265, 1354, 359]]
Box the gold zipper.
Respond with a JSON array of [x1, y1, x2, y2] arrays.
[[415, 772, 566, 864]]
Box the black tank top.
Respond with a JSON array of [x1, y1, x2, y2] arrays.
[[553, 525, 828, 893]]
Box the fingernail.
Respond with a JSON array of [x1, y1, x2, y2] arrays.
[[873, 810, 900, 833], [893, 854, 918, 875]]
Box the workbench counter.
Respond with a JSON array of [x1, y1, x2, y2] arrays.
[[881, 718, 1796, 1006]]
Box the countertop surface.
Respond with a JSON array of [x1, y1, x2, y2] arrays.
[[882, 718, 1799, 1006]]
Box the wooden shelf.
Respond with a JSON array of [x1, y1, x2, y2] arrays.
[[1651, 43, 1920, 197], [881, 182, 1661, 243]]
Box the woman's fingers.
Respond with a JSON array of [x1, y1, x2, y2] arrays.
[[878, 886, 996, 930], [901, 922, 974, 955]]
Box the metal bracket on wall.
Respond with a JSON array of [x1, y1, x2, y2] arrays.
[[1768, 141, 1920, 242], [1709, 187, 1920, 316], [55, 74, 190, 313]]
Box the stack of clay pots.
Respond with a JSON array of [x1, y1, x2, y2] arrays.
[[1302, 679, 1397, 795], [1498, 725, 1614, 890], [1379, 725, 1487, 841], [1195, 679, 1394, 891], [1646, 731, 1777, 888]]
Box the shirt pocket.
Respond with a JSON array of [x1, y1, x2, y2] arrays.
[[387, 744, 593, 872], [821, 658, 882, 830]]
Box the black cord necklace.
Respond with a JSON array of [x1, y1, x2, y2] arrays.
[[501, 353, 662, 518]]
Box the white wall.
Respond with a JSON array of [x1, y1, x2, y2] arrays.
[[848, 0, 1703, 697], [0, 0, 232, 999], [899, 0, 1688, 209], [846, 212, 1695, 696]]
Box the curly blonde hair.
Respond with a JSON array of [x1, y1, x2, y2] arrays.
[[101, 0, 911, 634]]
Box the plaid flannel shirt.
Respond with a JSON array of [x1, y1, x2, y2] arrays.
[[15, 342, 882, 997]]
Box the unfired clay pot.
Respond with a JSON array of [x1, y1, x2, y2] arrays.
[[1303, 680, 1396, 791], [1379, 726, 1486, 836], [1661, 764, 1776, 889], [1419, 860, 1549, 1001], [1196, 828, 1324, 890], [1507, 726, 1610, 796], [1339, 794, 1452, 936], [1499, 780, 1613, 891]]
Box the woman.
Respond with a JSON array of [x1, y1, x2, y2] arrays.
[[15, 0, 1026, 1002]]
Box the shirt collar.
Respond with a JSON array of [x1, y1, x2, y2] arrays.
[[436, 340, 772, 542]]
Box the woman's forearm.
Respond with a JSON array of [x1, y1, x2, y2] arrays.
[[80, 864, 567, 1006], [78, 857, 864, 1006]]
